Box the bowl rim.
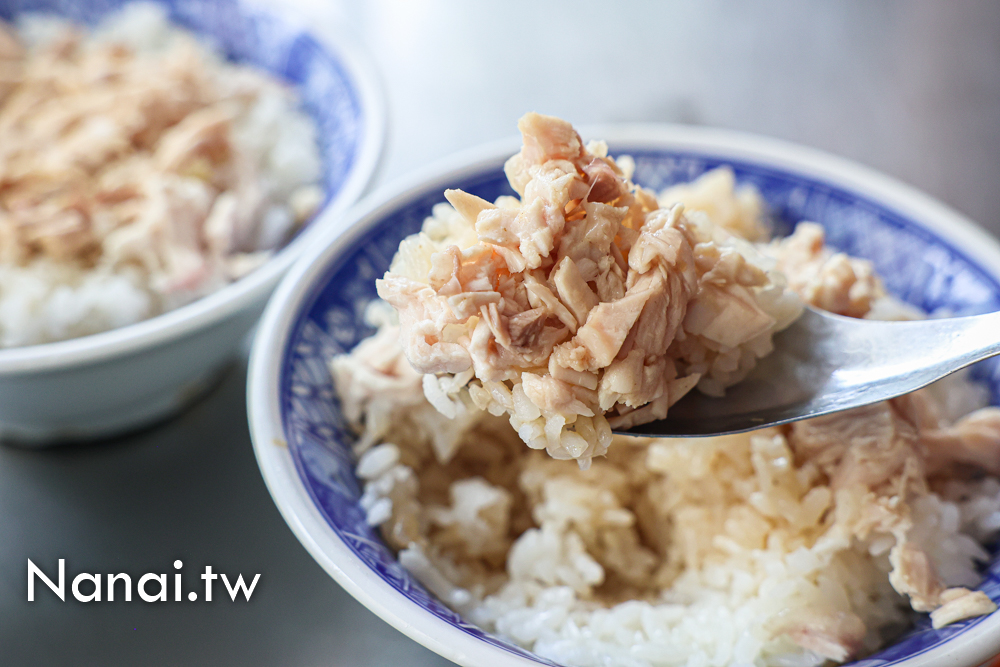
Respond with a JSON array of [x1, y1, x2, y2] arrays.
[[0, 4, 386, 375], [248, 124, 1000, 667]]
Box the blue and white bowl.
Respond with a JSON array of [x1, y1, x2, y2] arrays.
[[248, 127, 1000, 667], [0, 0, 384, 443]]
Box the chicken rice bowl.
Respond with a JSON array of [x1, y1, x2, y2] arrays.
[[329, 114, 1000, 667], [0, 3, 323, 347]]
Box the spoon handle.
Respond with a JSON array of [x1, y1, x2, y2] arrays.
[[621, 307, 1000, 438], [827, 309, 1000, 407]]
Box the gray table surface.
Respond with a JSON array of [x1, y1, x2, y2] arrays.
[[3, 1, 999, 666]]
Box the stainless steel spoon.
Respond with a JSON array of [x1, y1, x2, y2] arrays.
[[619, 306, 1000, 438]]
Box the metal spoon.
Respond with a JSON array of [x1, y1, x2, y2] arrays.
[[619, 306, 1000, 438]]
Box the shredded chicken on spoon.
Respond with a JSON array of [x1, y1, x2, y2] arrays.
[[378, 112, 801, 466]]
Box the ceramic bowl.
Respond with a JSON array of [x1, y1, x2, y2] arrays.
[[0, 0, 384, 444], [248, 126, 1000, 667]]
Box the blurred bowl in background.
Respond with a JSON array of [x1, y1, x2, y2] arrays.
[[248, 126, 1000, 667], [0, 0, 384, 445]]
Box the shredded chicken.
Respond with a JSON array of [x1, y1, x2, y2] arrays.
[[378, 113, 802, 466], [772, 610, 866, 662], [658, 166, 770, 242], [778, 364, 1000, 631], [767, 222, 885, 318], [930, 589, 997, 629]]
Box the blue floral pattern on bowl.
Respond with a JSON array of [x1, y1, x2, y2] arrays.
[[280, 151, 1000, 666], [0, 0, 366, 215]]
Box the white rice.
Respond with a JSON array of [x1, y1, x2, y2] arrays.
[[0, 260, 153, 347], [338, 340, 1000, 667]]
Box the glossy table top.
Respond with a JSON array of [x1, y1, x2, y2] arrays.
[[3, 1, 999, 665]]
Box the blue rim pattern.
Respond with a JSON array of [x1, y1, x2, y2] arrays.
[[280, 151, 1000, 666], [0, 0, 365, 216]]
